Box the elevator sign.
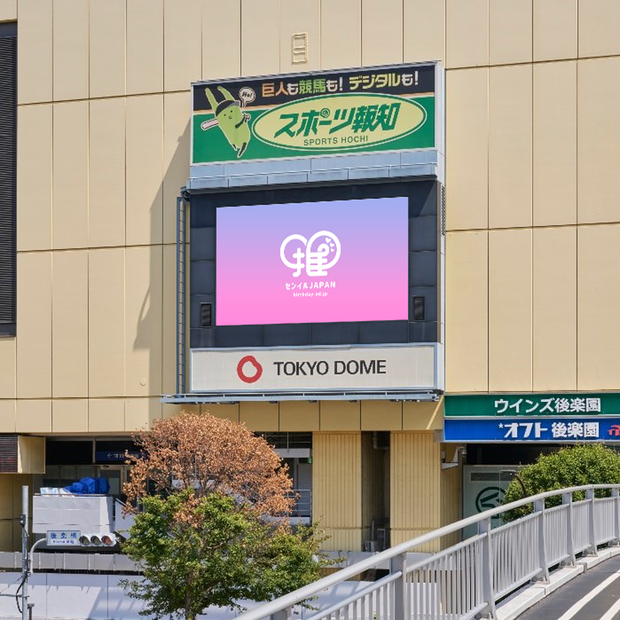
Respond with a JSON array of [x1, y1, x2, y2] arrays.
[[190, 344, 442, 395]]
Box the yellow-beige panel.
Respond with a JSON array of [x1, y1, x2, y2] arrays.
[[16, 252, 52, 399], [52, 101, 89, 250], [445, 68, 488, 231], [280, 0, 321, 74], [125, 398, 163, 432], [125, 246, 163, 397], [16, 400, 51, 434], [53, 0, 88, 101], [17, 104, 52, 252], [488, 64, 532, 230], [446, 0, 488, 69], [445, 231, 488, 393], [390, 432, 442, 551], [533, 227, 577, 391], [320, 0, 361, 70], [0, 337, 16, 400], [89, 0, 125, 98], [488, 229, 532, 392], [579, 0, 620, 59], [578, 224, 620, 390], [404, 0, 445, 65], [0, 0, 15, 21], [0, 475, 35, 552], [489, 0, 532, 65], [126, 95, 164, 246], [163, 92, 191, 245], [202, 0, 241, 80], [280, 401, 320, 431], [52, 250, 88, 398], [578, 57, 620, 225], [361, 0, 403, 66], [0, 400, 15, 433], [89, 98, 126, 248], [161, 244, 177, 395], [88, 249, 125, 397], [533, 0, 577, 62], [241, 0, 280, 77], [127, 0, 164, 95], [17, 0, 52, 104], [533, 61, 577, 227], [89, 398, 125, 433], [164, 0, 201, 93], [313, 433, 362, 551], [52, 400, 89, 434]]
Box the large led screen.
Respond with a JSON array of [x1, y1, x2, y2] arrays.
[[216, 197, 409, 326]]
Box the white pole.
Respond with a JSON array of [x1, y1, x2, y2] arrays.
[[21, 485, 28, 620]]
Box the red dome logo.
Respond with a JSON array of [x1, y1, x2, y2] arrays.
[[237, 355, 263, 383]]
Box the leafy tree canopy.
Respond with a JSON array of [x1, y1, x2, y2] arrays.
[[502, 444, 620, 521], [121, 411, 330, 619], [122, 491, 327, 620]]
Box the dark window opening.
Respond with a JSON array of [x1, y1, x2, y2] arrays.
[[0, 23, 17, 337]]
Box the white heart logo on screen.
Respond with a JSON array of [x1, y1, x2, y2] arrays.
[[237, 356, 263, 384], [280, 231, 341, 277]]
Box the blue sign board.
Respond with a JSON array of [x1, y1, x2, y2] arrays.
[[444, 417, 620, 443], [47, 530, 81, 546], [95, 451, 139, 463]]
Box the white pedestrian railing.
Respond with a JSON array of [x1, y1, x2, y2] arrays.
[[237, 485, 620, 620]]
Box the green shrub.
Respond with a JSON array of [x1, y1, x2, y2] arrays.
[[502, 444, 620, 522]]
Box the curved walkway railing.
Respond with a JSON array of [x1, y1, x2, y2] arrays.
[[238, 485, 620, 620]]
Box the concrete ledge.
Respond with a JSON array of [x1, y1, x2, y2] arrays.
[[497, 546, 620, 620]]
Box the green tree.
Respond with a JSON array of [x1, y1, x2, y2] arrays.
[[502, 444, 620, 522], [122, 490, 328, 620]]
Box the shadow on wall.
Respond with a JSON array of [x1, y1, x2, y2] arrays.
[[131, 109, 191, 427]]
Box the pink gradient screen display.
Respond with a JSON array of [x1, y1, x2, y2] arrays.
[[216, 197, 409, 326]]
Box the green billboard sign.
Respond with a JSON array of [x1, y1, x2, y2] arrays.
[[191, 64, 436, 165], [445, 394, 620, 417]]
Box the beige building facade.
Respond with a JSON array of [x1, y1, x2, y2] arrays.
[[0, 0, 618, 552]]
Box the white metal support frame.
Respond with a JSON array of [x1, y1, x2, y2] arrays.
[[235, 484, 620, 620]]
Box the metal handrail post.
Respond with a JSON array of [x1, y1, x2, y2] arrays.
[[613, 488, 620, 546], [534, 499, 550, 582], [478, 517, 496, 619], [390, 552, 408, 620], [586, 488, 597, 555], [563, 492, 576, 565]]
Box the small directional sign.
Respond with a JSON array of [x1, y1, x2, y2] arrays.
[[46, 530, 81, 546]]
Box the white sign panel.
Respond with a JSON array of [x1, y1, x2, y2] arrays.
[[190, 344, 440, 394], [47, 530, 81, 546]]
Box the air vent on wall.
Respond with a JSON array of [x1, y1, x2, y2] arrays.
[[413, 296, 425, 322], [200, 302, 212, 327]]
